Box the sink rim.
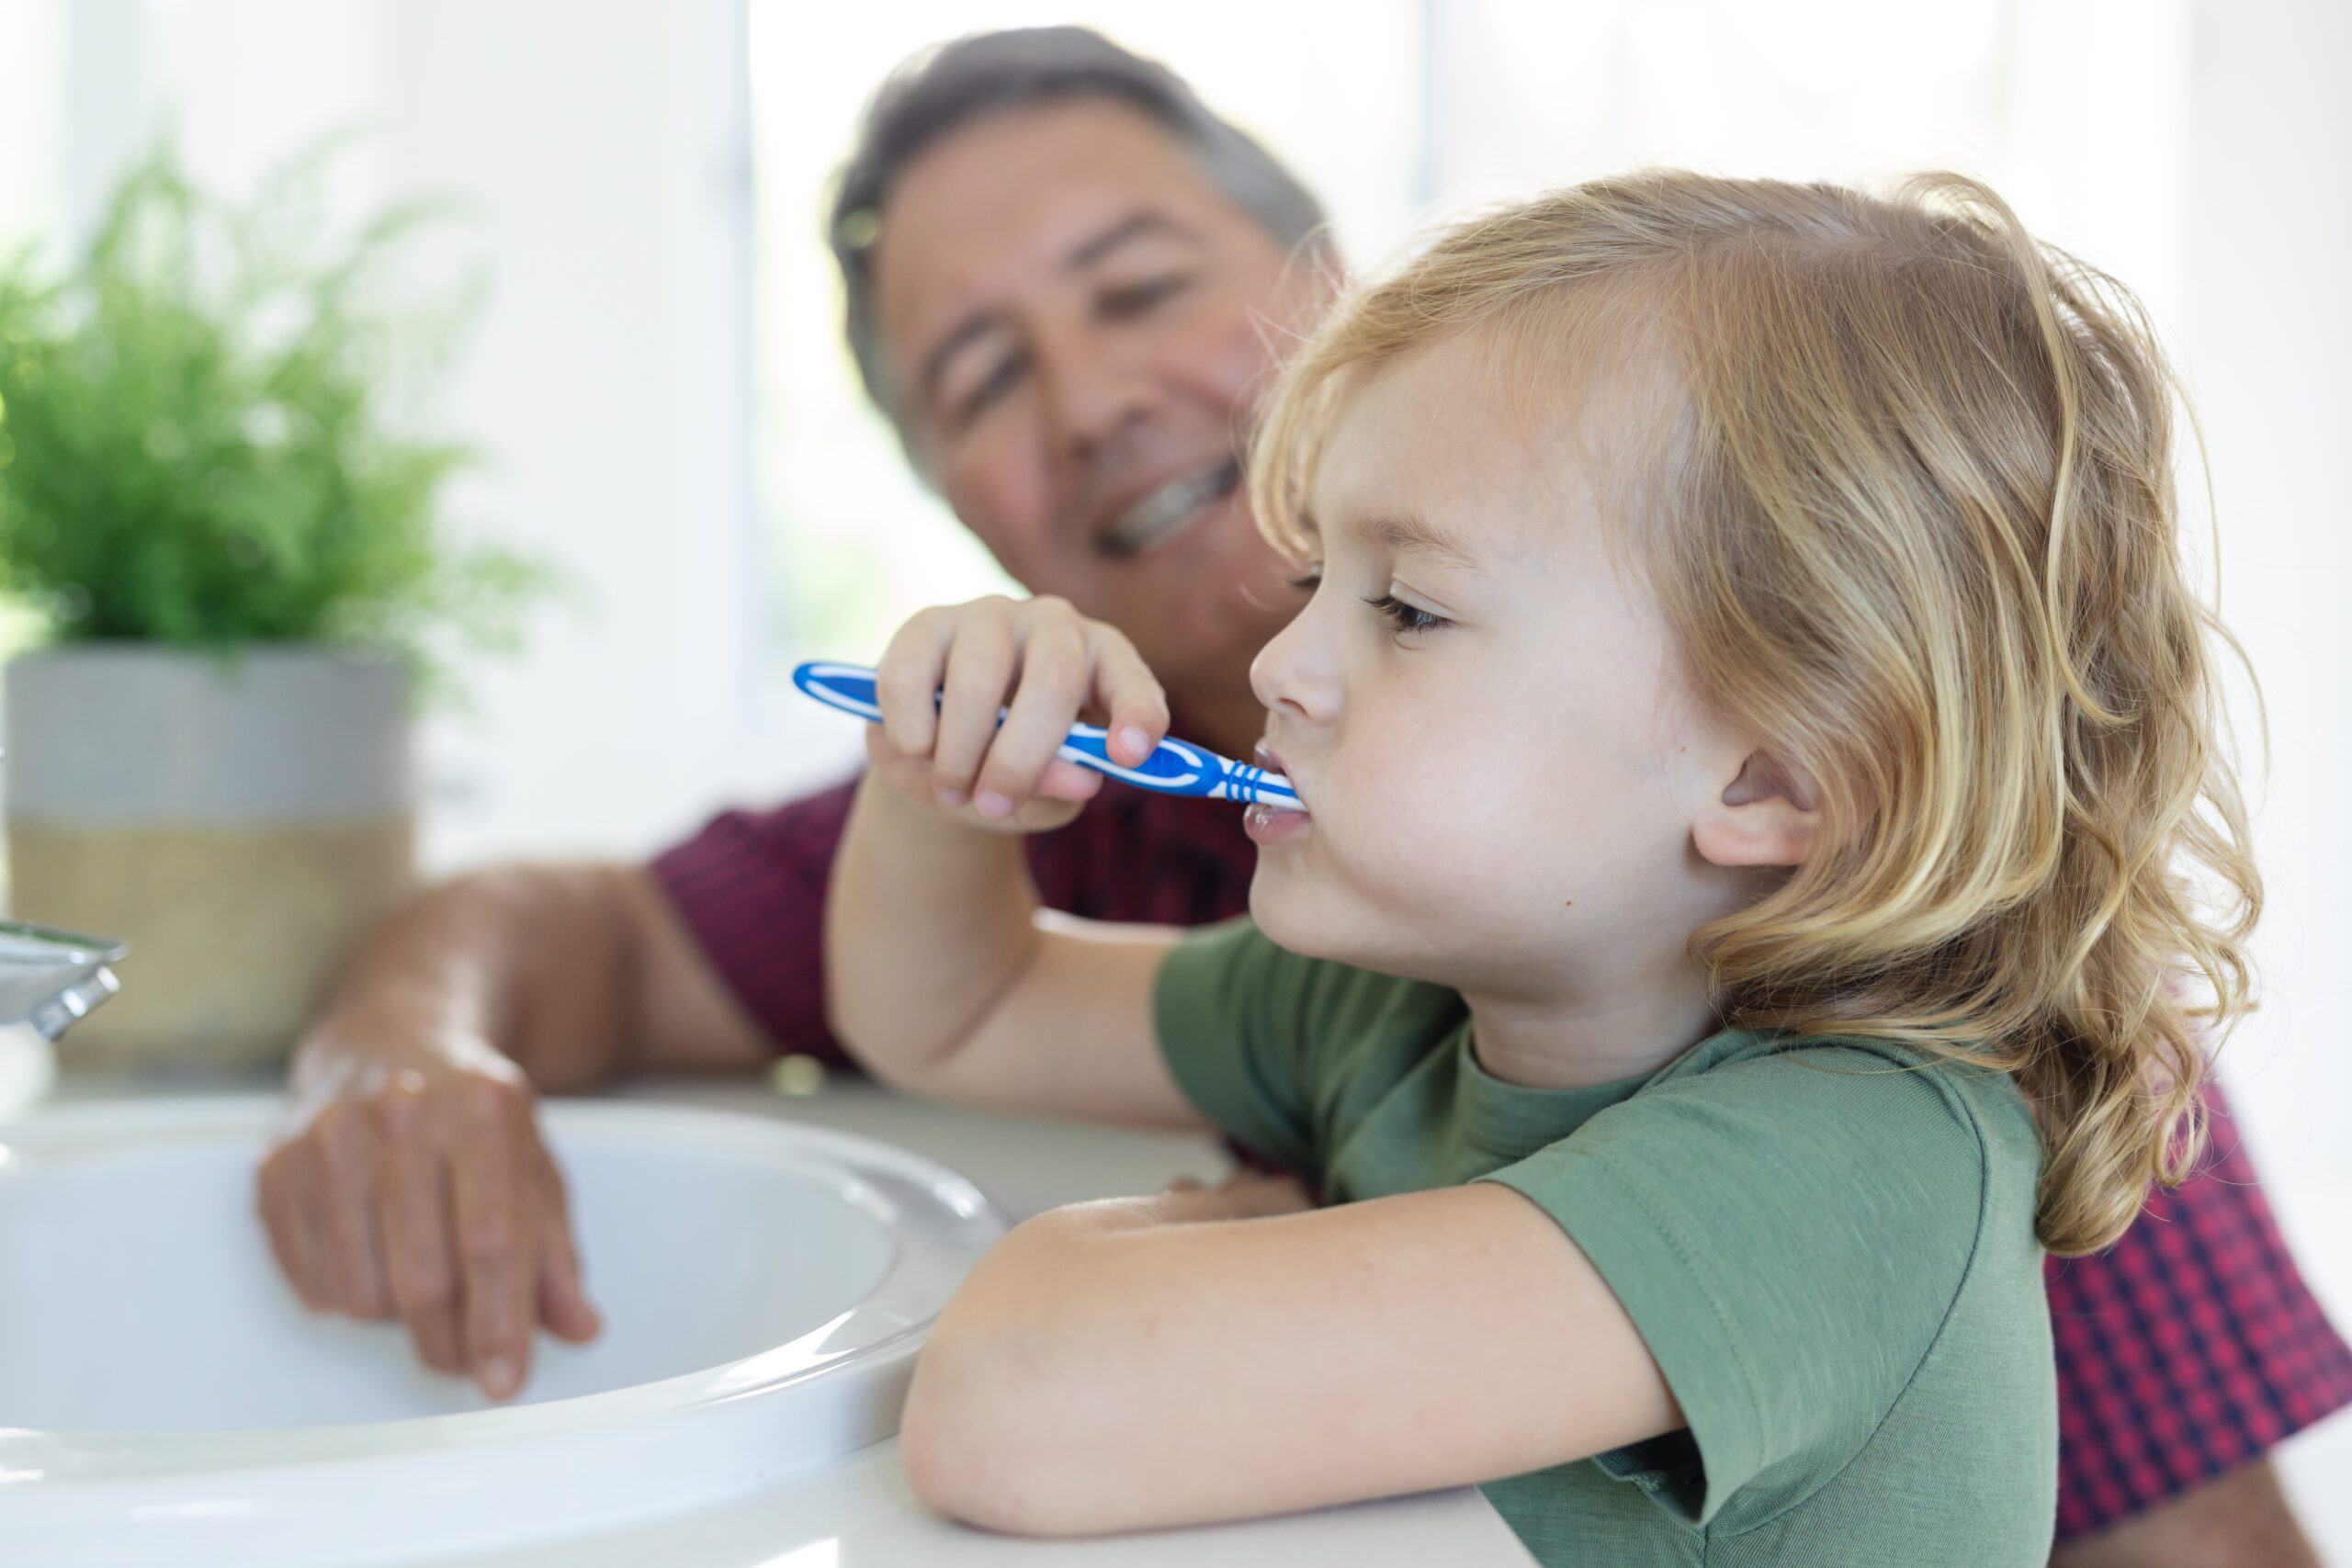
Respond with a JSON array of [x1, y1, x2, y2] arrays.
[[0, 1093, 1007, 1483]]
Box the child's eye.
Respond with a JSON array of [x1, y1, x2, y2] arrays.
[[1289, 569, 1322, 594], [1364, 593, 1450, 635]]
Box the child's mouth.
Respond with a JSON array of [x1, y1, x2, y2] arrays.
[[1246, 741, 1310, 844], [1243, 802, 1310, 845]]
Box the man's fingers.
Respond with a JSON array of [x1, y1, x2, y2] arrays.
[[313, 1103, 391, 1319], [374, 1089, 465, 1376], [449, 1082, 537, 1399], [534, 1151, 601, 1344], [256, 1144, 337, 1313]]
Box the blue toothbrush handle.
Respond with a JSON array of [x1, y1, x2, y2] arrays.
[[791, 660, 1303, 810]]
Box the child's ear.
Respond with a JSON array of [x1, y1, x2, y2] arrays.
[[1692, 750, 1820, 869]]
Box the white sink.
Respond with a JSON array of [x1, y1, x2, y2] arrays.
[[0, 1095, 1006, 1566]]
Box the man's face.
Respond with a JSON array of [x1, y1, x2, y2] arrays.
[[872, 98, 1331, 698]]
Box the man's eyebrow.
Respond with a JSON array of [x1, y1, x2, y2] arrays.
[[918, 210, 1201, 415], [1064, 209, 1197, 271], [1359, 511, 1488, 574]]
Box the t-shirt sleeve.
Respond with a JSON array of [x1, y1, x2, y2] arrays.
[[1149, 916, 1368, 1181], [1475, 1044, 2008, 1529], [646, 775, 862, 1066]]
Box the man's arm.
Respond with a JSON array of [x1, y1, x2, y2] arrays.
[[311, 861, 773, 1088], [2048, 1458, 2321, 1568], [2041, 1079, 2349, 1564], [257, 861, 773, 1400]]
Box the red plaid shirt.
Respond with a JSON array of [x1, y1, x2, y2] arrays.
[[651, 771, 2352, 1541]]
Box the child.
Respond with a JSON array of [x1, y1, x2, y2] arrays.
[[822, 171, 2258, 1564]]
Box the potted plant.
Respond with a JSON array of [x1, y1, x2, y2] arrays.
[[0, 146, 540, 1074]]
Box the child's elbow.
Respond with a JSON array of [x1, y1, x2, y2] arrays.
[[899, 1344, 1075, 1535], [899, 1393, 1010, 1531]]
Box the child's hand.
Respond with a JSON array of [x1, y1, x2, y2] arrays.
[[865, 594, 1170, 835]]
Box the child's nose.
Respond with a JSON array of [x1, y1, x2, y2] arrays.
[[1250, 610, 1339, 727]]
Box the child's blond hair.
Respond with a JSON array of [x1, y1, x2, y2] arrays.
[[1249, 171, 2260, 1256]]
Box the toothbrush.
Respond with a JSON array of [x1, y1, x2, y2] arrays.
[[793, 660, 1305, 812]]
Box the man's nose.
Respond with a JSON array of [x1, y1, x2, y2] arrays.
[[1035, 315, 1157, 466], [1250, 604, 1339, 727]]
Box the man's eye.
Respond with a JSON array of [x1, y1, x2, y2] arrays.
[[1099, 275, 1193, 319], [955, 352, 1027, 424]]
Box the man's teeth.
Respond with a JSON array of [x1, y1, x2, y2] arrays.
[[1102, 461, 1239, 557]]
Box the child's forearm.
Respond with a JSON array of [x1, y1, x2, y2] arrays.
[[824, 770, 1045, 1086]]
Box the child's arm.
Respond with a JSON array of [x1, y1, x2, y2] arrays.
[[822, 594, 1209, 1130], [899, 1179, 1685, 1536]]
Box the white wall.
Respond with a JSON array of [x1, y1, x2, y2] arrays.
[[44, 0, 774, 872], [2180, 0, 2352, 1533]]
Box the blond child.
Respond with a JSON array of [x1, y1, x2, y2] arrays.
[[822, 171, 2257, 1564]]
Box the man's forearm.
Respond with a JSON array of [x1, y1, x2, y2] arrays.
[[2048, 1457, 2321, 1568], [822, 774, 1042, 1086], [296, 864, 640, 1093]]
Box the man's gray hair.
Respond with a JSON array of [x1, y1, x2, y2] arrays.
[[828, 26, 1330, 447]]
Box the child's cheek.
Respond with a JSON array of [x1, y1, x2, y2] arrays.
[[1340, 746, 1519, 902]]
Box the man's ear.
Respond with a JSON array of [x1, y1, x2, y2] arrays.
[[1692, 750, 1820, 869]]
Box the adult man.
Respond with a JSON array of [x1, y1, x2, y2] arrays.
[[264, 27, 2347, 1564]]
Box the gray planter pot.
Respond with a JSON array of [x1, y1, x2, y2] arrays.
[[3, 645, 415, 1074]]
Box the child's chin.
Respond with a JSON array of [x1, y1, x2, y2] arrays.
[[1246, 878, 1352, 962]]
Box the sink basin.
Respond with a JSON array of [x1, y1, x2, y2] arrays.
[[0, 1095, 1006, 1566]]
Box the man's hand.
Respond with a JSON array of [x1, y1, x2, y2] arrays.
[[255, 862, 774, 1394], [257, 1032, 600, 1399]]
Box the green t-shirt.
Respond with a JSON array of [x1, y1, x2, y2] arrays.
[[1153, 917, 2055, 1567]]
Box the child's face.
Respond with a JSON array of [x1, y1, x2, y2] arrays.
[[1246, 326, 1785, 1002]]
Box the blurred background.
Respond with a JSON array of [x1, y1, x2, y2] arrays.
[[0, 0, 2345, 1540]]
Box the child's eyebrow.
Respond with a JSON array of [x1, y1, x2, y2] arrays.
[[1357, 511, 1489, 576]]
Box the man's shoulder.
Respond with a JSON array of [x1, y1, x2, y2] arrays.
[[649, 771, 864, 881]]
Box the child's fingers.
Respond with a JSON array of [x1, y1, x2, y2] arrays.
[[977, 616, 1092, 816], [864, 724, 950, 807], [1034, 757, 1104, 804], [1086, 624, 1170, 765], [929, 606, 1019, 806], [872, 608, 956, 761]]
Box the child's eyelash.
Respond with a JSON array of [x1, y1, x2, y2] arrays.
[[1286, 570, 1449, 635], [1364, 593, 1449, 634]]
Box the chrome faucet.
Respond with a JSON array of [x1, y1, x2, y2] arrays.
[[0, 919, 127, 1041]]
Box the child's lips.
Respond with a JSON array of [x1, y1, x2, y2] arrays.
[[1254, 740, 1306, 807], [1244, 800, 1311, 844], [1248, 739, 1311, 845]]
